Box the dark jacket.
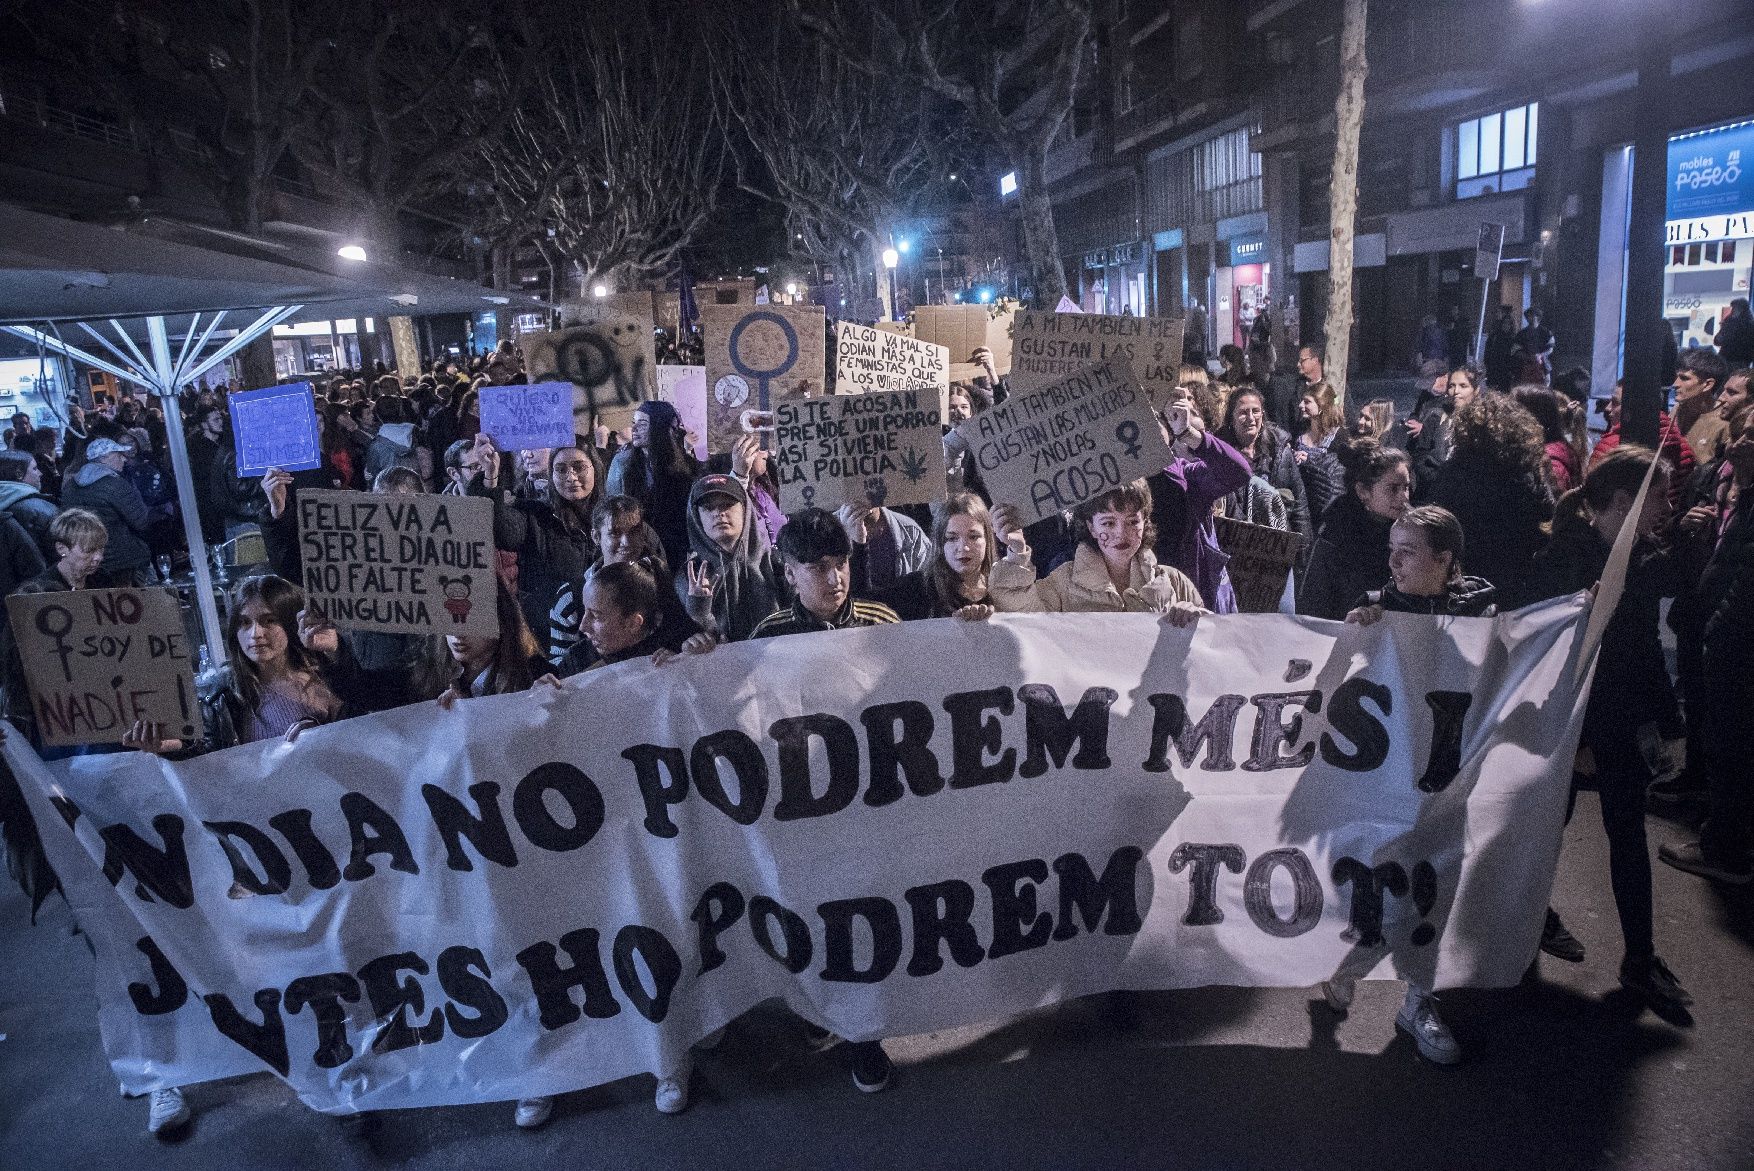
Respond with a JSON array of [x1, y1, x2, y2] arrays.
[[1221, 426, 1312, 542], [1427, 453, 1553, 610], [186, 430, 227, 542], [61, 461, 151, 573], [191, 647, 372, 755], [1359, 575, 1498, 617], [472, 480, 598, 655], [1533, 525, 1682, 739], [555, 628, 667, 678], [1698, 487, 1753, 691], [209, 446, 270, 532], [868, 566, 991, 622], [0, 482, 58, 562], [605, 446, 698, 572], [1298, 495, 1392, 621], [1406, 404, 1452, 501]]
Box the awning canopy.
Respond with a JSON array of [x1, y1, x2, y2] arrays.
[[0, 202, 544, 328]]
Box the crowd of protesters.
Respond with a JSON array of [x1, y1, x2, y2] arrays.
[[0, 313, 1749, 1138]]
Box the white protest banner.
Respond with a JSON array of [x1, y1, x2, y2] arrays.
[[524, 309, 658, 439], [297, 489, 497, 637], [229, 383, 321, 477], [4, 587, 197, 747], [833, 321, 950, 397], [1009, 311, 1186, 403], [773, 386, 945, 512], [702, 303, 826, 453], [656, 365, 710, 461], [953, 356, 1173, 524], [4, 597, 1597, 1112], [477, 382, 575, 452]]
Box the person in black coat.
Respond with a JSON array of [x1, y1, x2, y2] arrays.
[[1532, 446, 1693, 1014], [1660, 403, 1754, 886], [605, 400, 698, 572], [865, 492, 998, 621], [1218, 388, 1312, 542], [468, 435, 603, 656], [1297, 440, 1412, 620], [1427, 392, 1554, 610]]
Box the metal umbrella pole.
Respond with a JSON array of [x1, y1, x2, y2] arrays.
[[145, 316, 230, 669]]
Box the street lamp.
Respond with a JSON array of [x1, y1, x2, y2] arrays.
[[337, 244, 368, 261], [592, 284, 607, 298], [881, 248, 900, 321], [785, 281, 798, 301]]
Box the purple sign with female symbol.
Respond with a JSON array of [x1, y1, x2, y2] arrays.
[[703, 303, 824, 454]]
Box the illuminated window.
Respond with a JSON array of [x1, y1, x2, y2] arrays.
[[1456, 102, 1538, 199]]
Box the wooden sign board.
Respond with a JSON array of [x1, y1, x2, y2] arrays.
[[833, 322, 949, 398], [1009, 311, 1186, 404], [298, 490, 498, 637], [951, 355, 1172, 525], [5, 587, 198, 748], [774, 386, 945, 513], [656, 365, 708, 461], [524, 307, 658, 438], [702, 303, 825, 453], [1215, 515, 1305, 613], [916, 305, 990, 371]]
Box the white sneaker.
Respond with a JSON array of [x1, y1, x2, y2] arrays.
[[654, 1076, 690, 1114], [147, 1086, 191, 1135], [514, 1096, 554, 1129], [1395, 988, 1461, 1065]]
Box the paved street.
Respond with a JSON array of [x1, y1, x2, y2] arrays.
[[0, 792, 1748, 1171]]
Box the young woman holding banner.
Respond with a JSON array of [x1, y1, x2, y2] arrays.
[[121, 575, 368, 755], [862, 492, 998, 621], [990, 483, 1204, 626], [1337, 505, 1496, 1066]]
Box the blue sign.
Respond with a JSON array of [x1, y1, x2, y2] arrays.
[[478, 381, 576, 452], [1668, 121, 1754, 220], [229, 381, 321, 477]]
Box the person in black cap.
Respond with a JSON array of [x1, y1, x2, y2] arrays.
[[607, 399, 698, 569], [678, 473, 789, 642]]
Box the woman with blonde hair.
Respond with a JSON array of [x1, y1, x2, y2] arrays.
[[1294, 381, 1346, 518]]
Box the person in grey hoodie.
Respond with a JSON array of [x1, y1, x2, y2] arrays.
[[364, 396, 427, 486], [60, 437, 152, 585], [0, 450, 59, 561], [679, 473, 789, 642]]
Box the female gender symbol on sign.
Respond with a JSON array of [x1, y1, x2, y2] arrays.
[[727, 311, 800, 417]]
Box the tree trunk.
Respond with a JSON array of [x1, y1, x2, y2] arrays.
[[1321, 0, 1368, 409], [1016, 148, 1068, 309]]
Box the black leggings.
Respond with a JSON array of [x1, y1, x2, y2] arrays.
[[1568, 728, 1655, 962]]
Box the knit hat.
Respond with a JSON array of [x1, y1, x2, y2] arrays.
[[637, 399, 680, 430]]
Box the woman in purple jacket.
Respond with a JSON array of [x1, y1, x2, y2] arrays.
[[1149, 384, 1254, 612]]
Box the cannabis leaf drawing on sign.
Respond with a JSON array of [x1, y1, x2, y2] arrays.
[[898, 447, 930, 483]]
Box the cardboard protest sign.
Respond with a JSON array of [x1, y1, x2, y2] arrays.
[[523, 308, 657, 439], [477, 382, 575, 452], [4, 587, 196, 748], [773, 386, 945, 512], [656, 365, 708, 461], [229, 382, 321, 477], [702, 303, 825, 453], [1009, 311, 1186, 403], [1214, 515, 1306, 613], [953, 356, 1172, 524], [297, 489, 497, 637], [833, 322, 949, 398]]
